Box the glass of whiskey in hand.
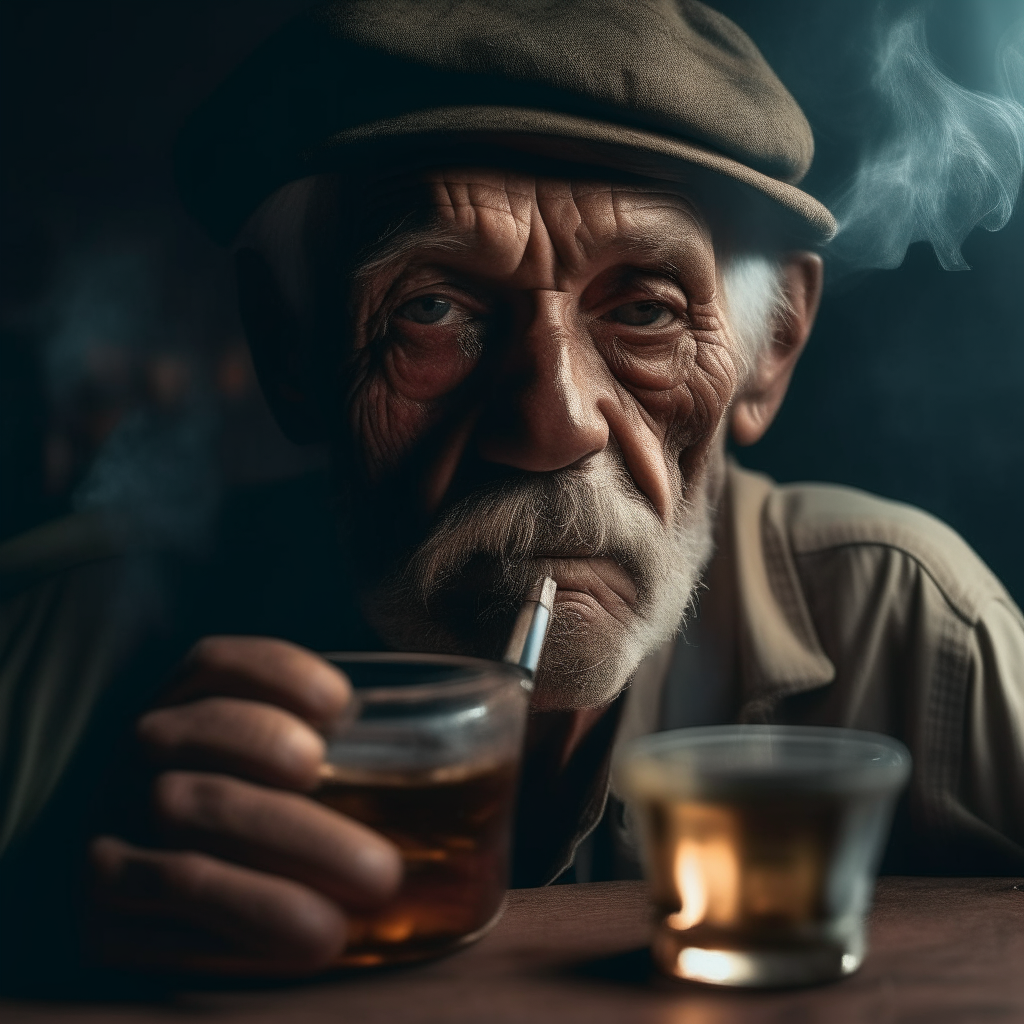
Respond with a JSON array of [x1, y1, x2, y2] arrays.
[[318, 653, 530, 967]]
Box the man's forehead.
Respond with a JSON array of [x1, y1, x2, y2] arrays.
[[357, 165, 715, 270]]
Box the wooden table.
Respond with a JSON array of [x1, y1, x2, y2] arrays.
[[4, 877, 1023, 1023]]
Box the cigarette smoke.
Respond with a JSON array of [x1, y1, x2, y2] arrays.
[[828, 6, 1024, 272], [45, 246, 222, 550]]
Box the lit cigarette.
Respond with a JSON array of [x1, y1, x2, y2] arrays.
[[502, 575, 557, 676]]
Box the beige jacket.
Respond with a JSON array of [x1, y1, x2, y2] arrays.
[[1, 465, 1021, 878], [612, 463, 1024, 872]]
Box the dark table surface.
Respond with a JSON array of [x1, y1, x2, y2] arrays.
[[5, 876, 1024, 1023]]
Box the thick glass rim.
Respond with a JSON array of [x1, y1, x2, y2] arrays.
[[615, 724, 912, 797], [321, 651, 531, 704]]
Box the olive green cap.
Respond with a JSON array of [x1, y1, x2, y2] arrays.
[[175, 0, 837, 244]]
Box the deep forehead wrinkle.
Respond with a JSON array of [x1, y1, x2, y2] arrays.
[[429, 174, 710, 273], [354, 180, 711, 287], [431, 175, 535, 234], [355, 223, 700, 287]]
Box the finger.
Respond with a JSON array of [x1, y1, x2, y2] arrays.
[[164, 636, 350, 726], [138, 697, 324, 790], [153, 771, 402, 908], [90, 836, 348, 974]]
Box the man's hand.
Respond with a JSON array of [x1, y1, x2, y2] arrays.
[[87, 636, 402, 975]]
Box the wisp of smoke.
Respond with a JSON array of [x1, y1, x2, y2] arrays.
[[46, 248, 222, 549], [75, 404, 221, 549], [829, 8, 1024, 272]]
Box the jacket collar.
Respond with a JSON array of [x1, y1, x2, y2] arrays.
[[613, 460, 835, 768], [726, 461, 835, 722]]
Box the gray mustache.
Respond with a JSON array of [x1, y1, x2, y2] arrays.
[[406, 458, 669, 605]]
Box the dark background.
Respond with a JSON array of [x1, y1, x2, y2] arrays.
[[1, 0, 1022, 602]]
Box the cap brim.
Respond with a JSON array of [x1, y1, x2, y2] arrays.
[[307, 106, 837, 242]]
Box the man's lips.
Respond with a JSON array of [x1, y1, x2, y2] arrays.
[[530, 555, 638, 624]]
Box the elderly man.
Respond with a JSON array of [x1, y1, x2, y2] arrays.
[[1, 0, 1022, 983]]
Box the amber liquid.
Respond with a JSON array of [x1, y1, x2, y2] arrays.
[[316, 759, 519, 966], [641, 795, 850, 970]]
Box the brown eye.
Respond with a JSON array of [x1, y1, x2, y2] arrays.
[[398, 296, 453, 324], [609, 301, 670, 326]]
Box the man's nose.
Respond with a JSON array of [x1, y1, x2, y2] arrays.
[[477, 292, 609, 472]]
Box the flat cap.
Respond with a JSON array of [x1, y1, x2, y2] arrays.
[[176, 0, 836, 244]]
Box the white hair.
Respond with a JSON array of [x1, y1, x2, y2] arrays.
[[720, 254, 792, 381], [237, 176, 791, 382]]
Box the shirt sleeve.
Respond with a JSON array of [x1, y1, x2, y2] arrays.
[[962, 596, 1024, 856], [0, 551, 171, 853], [0, 541, 176, 988]]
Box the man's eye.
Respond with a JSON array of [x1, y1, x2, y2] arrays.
[[608, 301, 670, 326], [397, 296, 453, 325]]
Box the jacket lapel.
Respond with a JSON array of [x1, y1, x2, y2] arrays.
[[727, 462, 834, 722]]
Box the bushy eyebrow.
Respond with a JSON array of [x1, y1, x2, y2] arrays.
[[614, 236, 684, 279], [353, 224, 473, 283], [352, 222, 693, 286]]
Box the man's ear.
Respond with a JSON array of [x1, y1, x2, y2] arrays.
[[235, 247, 325, 444], [730, 251, 823, 447]]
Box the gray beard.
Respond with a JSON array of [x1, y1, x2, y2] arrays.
[[361, 448, 715, 710]]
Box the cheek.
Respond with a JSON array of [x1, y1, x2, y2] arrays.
[[601, 308, 739, 449], [594, 318, 737, 523], [684, 303, 742, 440], [385, 326, 478, 402], [349, 327, 479, 476]]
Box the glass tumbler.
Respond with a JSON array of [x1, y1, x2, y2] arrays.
[[317, 653, 531, 967], [614, 725, 911, 987]]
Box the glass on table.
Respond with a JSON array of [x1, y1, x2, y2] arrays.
[[317, 653, 531, 967], [614, 725, 911, 988]]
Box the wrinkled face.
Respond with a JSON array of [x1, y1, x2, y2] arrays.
[[337, 168, 743, 709]]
